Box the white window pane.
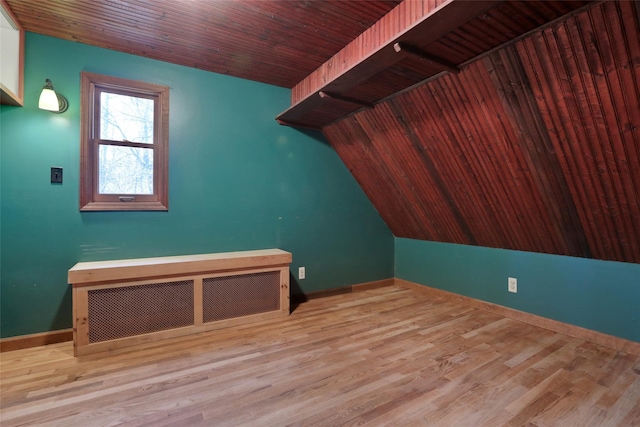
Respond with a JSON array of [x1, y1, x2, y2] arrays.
[[98, 145, 154, 194], [100, 92, 154, 144]]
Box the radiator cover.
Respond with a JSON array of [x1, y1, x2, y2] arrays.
[[69, 250, 291, 356]]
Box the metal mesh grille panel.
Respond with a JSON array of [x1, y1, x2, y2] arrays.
[[203, 271, 280, 322], [88, 280, 194, 343]]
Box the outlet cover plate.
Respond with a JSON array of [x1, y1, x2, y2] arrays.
[[51, 167, 63, 183], [508, 277, 517, 293]]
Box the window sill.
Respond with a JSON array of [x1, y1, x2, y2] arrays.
[[80, 201, 168, 211]]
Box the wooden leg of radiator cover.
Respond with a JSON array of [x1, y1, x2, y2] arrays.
[[194, 277, 203, 326], [73, 287, 90, 357], [280, 267, 290, 314]]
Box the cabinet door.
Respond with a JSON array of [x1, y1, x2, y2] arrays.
[[1, 0, 24, 106]]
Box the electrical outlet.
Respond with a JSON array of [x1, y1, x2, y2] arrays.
[[508, 277, 517, 293], [298, 266, 306, 280]]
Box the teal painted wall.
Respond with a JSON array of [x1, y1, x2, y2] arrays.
[[395, 237, 640, 342], [0, 33, 394, 338]]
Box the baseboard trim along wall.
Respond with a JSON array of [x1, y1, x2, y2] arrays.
[[0, 329, 73, 353], [395, 278, 640, 356], [4, 277, 637, 356], [291, 278, 395, 305]]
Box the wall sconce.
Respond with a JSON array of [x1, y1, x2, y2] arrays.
[[38, 79, 68, 113]]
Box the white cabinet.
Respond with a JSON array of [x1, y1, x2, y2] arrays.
[[1, 0, 24, 106]]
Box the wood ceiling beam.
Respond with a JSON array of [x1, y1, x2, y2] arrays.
[[393, 42, 460, 74], [277, 0, 504, 128], [318, 92, 374, 109]]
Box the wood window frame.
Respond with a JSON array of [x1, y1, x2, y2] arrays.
[[80, 72, 169, 211]]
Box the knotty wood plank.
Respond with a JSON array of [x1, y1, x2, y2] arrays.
[[73, 288, 89, 356]]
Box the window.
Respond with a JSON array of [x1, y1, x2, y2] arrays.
[[80, 72, 169, 211]]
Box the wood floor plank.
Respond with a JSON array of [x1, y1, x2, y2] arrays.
[[1, 286, 638, 426]]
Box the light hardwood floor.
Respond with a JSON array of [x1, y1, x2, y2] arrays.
[[1, 286, 639, 426]]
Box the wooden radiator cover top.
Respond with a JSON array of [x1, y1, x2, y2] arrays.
[[68, 249, 292, 285]]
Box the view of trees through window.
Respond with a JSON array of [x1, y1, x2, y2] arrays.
[[98, 92, 155, 195], [81, 72, 168, 211]]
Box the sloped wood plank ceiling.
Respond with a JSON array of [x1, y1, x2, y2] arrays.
[[324, 0, 640, 264], [280, 0, 598, 129], [6, 0, 401, 88], [7, 0, 639, 264]]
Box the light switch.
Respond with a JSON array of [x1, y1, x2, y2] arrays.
[[51, 167, 63, 183]]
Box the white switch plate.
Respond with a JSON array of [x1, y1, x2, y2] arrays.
[[508, 277, 517, 293], [299, 267, 306, 280]]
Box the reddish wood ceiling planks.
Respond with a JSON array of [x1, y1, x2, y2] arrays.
[[280, 0, 596, 129], [324, 1, 640, 264], [6, 0, 401, 88], [290, 0, 450, 104], [517, 0, 640, 262]]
